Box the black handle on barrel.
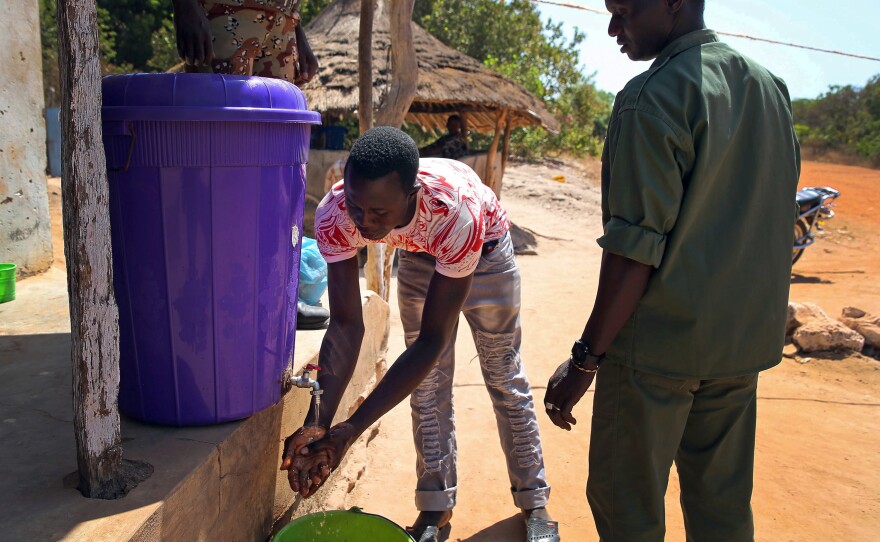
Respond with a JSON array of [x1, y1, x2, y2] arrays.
[[106, 122, 136, 173]]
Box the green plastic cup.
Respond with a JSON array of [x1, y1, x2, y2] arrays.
[[273, 508, 413, 542], [0, 263, 15, 304]]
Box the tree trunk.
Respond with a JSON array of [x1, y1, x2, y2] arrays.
[[484, 109, 507, 197], [375, 0, 417, 128], [56, 0, 122, 498], [358, 0, 374, 134], [374, 0, 416, 301], [358, 0, 385, 297]]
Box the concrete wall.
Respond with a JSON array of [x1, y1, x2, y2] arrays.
[[0, 0, 52, 277]]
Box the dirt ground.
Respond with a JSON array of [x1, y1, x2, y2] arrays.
[[340, 159, 880, 541], [42, 159, 879, 541]]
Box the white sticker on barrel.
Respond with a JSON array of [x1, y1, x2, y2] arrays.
[[291, 225, 300, 248]]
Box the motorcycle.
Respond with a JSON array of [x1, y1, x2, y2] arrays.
[[793, 186, 840, 265]]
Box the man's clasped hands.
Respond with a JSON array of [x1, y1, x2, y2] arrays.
[[279, 422, 359, 497]]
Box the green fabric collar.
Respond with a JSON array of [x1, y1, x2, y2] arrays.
[[651, 28, 719, 68]]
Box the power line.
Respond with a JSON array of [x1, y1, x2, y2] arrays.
[[532, 0, 880, 63], [713, 32, 880, 62]]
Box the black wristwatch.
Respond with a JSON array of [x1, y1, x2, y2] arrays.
[[570, 340, 604, 373]]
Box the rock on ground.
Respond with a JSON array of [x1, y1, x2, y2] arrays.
[[789, 302, 866, 353], [839, 307, 880, 349]]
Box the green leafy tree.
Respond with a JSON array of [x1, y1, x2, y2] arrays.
[[414, 0, 610, 158], [39, 0, 613, 159], [147, 17, 180, 72], [416, 0, 583, 99], [40, 0, 128, 106], [97, 0, 174, 71], [300, 0, 335, 26], [793, 74, 880, 164]]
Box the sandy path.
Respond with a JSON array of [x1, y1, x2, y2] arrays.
[[41, 159, 879, 540], [791, 162, 880, 316], [343, 159, 880, 541]]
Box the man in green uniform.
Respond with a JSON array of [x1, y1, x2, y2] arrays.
[[544, 1, 800, 540]]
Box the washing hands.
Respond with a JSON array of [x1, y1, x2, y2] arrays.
[[281, 422, 358, 498]]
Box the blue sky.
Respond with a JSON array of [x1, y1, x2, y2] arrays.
[[535, 0, 880, 100]]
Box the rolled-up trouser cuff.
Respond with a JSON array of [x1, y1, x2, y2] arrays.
[[512, 486, 551, 510], [415, 487, 457, 511]]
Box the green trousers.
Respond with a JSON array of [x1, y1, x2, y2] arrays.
[[587, 362, 759, 542]]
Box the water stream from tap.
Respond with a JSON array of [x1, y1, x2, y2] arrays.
[[312, 393, 321, 425]]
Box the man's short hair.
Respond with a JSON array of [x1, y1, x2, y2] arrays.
[[346, 126, 420, 191]]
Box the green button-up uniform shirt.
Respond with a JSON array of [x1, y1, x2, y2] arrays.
[[599, 29, 801, 379]]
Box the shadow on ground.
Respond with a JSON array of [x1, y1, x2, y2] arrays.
[[791, 273, 833, 284], [459, 514, 525, 541]]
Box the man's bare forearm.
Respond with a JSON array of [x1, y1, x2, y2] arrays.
[[305, 320, 365, 428], [345, 338, 444, 437], [581, 251, 653, 355]]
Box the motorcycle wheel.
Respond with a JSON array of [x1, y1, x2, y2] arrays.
[[792, 218, 810, 265]]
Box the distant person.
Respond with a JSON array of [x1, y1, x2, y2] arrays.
[[419, 115, 469, 160], [281, 128, 560, 542], [544, 1, 800, 541], [171, 0, 318, 85], [324, 157, 346, 193]]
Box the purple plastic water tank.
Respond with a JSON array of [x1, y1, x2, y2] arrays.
[[101, 73, 321, 426]]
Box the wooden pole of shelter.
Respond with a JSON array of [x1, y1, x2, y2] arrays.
[[56, 0, 151, 498], [501, 115, 512, 195], [459, 111, 470, 152], [484, 109, 508, 198]]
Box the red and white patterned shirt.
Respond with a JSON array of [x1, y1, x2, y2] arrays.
[[315, 158, 510, 278]]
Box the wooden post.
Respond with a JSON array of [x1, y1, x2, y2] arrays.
[[57, 0, 150, 498], [459, 112, 470, 141], [383, 243, 395, 302], [375, 0, 417, 128], [360, 0, 416, 301], [358, 0, 374, 135], [374, 0, 416, 301], [484, 109, 507, 198], [358, 0, 385, 297], [500, 115, 512, 197]]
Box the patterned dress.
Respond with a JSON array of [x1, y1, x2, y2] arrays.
[[193, 0, 303, 82]]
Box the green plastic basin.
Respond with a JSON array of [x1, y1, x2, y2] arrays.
[[273, 509, 413, 542], [0, 263, 15, 304]]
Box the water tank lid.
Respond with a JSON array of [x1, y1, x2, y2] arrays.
[[102, 73, 321, 124]]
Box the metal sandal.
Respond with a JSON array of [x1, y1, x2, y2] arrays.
[[406, 523, 451, 542], [526, 517, 560, 542]]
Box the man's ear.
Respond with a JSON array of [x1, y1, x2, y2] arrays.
[[667, 0, 686, 13]]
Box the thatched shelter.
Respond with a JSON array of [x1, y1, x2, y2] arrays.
[[301, 0, 559, 135]]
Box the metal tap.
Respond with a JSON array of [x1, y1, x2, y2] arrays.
[[292, 364, 323, 412]]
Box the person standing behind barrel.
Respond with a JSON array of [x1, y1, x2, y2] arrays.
[[171, 0, 318, 85]]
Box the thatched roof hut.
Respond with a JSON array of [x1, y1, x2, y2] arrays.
[[301, 0, 559, 135]]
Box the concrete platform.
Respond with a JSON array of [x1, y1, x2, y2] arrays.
[[0, 268, 389, 541]]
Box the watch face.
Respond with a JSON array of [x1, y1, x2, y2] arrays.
[[572, 340, 603, 370], [572, 340, 588, 363]]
